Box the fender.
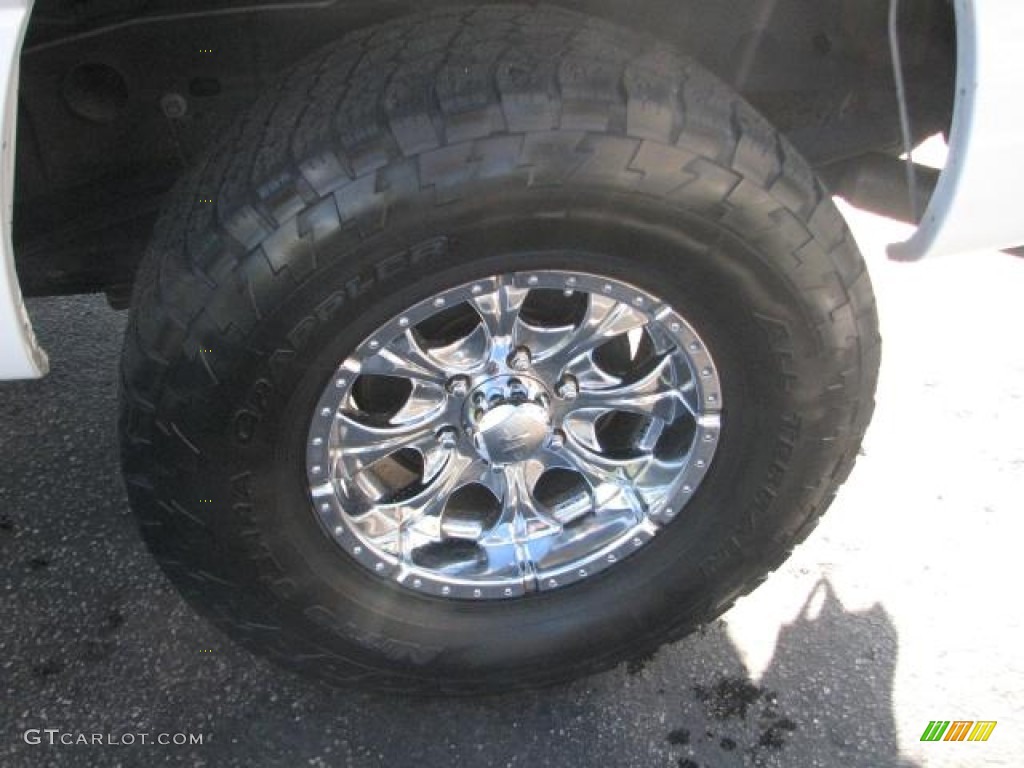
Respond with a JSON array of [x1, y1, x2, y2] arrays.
[[0, 0, 46, 379], [892, 0, 1024, 260]]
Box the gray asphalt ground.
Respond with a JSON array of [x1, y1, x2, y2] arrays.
[[1, 202, 1022, 767]]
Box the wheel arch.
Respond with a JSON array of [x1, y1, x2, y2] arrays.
[[3, 0, 954, 378]]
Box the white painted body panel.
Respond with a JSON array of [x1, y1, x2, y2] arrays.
[[892, 0, 1024, 259], [0, 0, 45, 379]]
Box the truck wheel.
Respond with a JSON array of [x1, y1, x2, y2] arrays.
[[119, 5, 879, 693]]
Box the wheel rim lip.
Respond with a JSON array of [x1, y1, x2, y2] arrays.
[[305, 269, 723, 600]]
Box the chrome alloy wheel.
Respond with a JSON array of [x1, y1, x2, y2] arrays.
[[306, 271, 723, 600]]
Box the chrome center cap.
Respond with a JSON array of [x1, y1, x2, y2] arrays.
[[474, 402, 551, 463], [467, 376, 552, 464]]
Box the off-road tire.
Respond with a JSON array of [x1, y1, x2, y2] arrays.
[[119, 4, 880, 693]]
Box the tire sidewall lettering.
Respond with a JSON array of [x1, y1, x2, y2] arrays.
[[230, 237, 447, 445]]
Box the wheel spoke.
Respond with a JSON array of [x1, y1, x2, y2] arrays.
[[476, 463, 563, 576], [432, 458, 502, 541], [520, 447, 576, 488], [560, 350, 625, 390], [523, 447, 594, 526], [401, 453, 478, 542], [565, 446, 652, 523], [561, 429, 684, 503], [396, 380, 449, 422], [424, 324, 491, 372], [333, 411, 442, 472], [514, 320, 578, 363], [568, 353, 693, 423], [493, 463, 562, 535], [358, 330, 450, 387], [467, 278, 529, 359], [559, 434, 642, 488], [534, 293, 649, 380]]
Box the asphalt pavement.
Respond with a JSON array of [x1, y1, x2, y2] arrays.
[[1, 202, 1021, 767]]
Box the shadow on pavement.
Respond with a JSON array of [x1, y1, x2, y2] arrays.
[[1, 297, 919, 767]]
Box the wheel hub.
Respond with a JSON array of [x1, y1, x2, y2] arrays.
[[466, 376, 552, 464]]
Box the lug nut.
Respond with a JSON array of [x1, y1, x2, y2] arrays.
[[437, 428, 458, 450], [556, 375, 579, 400], [447, 375, 470, 397], [508, 346, 532, 371], [508, 378, 528, 400]]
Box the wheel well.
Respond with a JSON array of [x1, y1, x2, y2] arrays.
[[14, 0, 955, 299]]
